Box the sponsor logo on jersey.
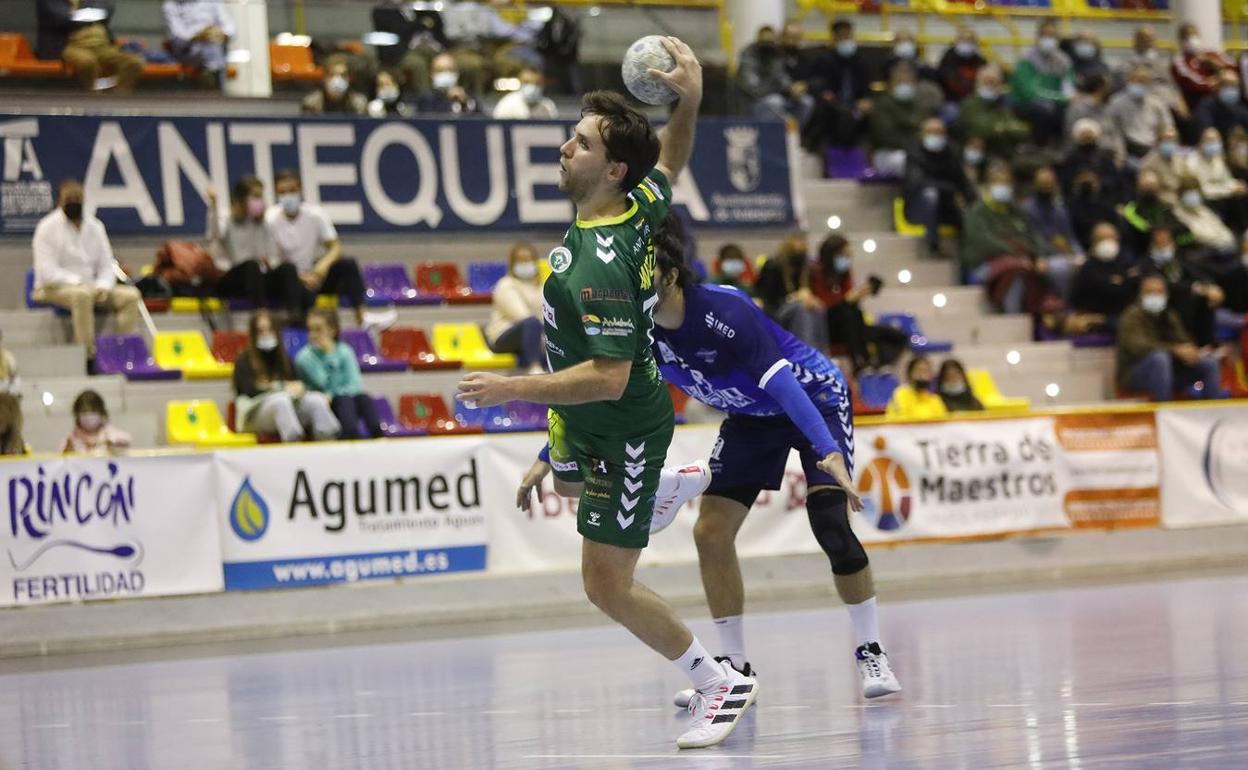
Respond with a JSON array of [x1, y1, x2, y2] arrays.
[[695, 348, 719, 364], [600, 317, 635, 337], [545, 338, 565, 358], [580, 287, 631, 303], [551, 458, 578, 473], [582, 314, 603, 335], [640, 244, 656, 290], [587, 511, 602, 527], [657, 340, 679, 364], [704, 312, 737, 338], [548, 246, 572, 274], [542, 297, 558, 329]]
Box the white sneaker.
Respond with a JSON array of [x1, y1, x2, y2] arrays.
[[649, 461, 712, 534], [676, 660, 759, 750], [674, 658, 755, 709], [856, 642, 902, 699]]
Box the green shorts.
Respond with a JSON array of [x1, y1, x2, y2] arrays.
[[547, 409, 674, 549]]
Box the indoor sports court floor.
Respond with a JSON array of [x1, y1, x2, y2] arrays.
[[4, 572, 1246, 769]]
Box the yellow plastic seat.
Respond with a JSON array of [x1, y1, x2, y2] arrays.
[[967, 369, 1031, 412], [538, 259, 552, 284], [893, 196, 958, 238], [169, 297, 225, 313], [314, 294, 341, 310], [153, 331, 234, 380], [432, 323, 517, 369], [166, 400, 257, 448]]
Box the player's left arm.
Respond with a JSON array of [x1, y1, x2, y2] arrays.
[[457, 357, 631, 407], [652, 37, 703, 185]]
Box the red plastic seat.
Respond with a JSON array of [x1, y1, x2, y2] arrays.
[[414, 262, 490, 305], [380, 328, 462, 371], [398, 393, 483, 435], [0, 33, 66, 77], [212, 330, 249, 364], [269, 41, 323, 82]]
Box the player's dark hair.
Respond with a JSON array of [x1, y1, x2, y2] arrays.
[[655, 214, 696, 292], [581, 90, 661, 192]]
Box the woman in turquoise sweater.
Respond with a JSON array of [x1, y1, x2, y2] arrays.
[[295, 309, 383, 439]]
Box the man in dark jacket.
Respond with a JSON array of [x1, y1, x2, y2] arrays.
[[37, 0, 142, 92], [1072, 222, 1140, 321], [937, 27, 986, 103], [802, 18, 872, 151], [1194, 69, 1248, 140], [1116, 274, 1226, 400], [904, 118, 974, 256], [1139, 226, 1223, 347], [739, 25, 812, 125]]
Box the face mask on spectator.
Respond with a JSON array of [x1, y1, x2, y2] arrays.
[[1141, 293, 1167, 314], [246, 197, 265, 218], [1220, 86, 1241, 105], [1127, 82, 1147, 100], [1150, 247, 1174, 263], [1075, 181, 1097, 197], [976, 86, 999, 101], [77, 412, 103, 431], [1159, 140, 1178, 159], [1073, 41, 1096, 59], [1035, 187, 1056, 204], [1203, 140, 1224, 157], [836, 40, 857, 57], [989, 184, 1012, 203], [892, 82, 915, 101], [922, 134, 946, 153], [956, 41, 977, 57], [62, 201, 83, 221], [965, 147, 984, 165], [1093, 240, 1120, 261], [941, 381, 967, 396], [1037, 36, 1059, 54], [432, 71, 459, 90], [1181, 190, 1202, 208], [279, 193, 301, 216], [256, 335, 278, 352], [912, 377, 932, 391], [326, 75, 348, 96], [378, 86, 400, 103], [521, 83, 543, 105], [1182, 36, 1201, 54], [833, 255, 853, 274], [893, 41, 916, 59], [513, 261, 538, 280], [757, 41, 777, 55], [721, 259, 745, 278]]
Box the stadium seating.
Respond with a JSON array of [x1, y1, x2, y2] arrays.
[[398, 393, 484, 435], [967, 369, 1031, 412], [95, 334, 181, 381], [456, 400, 548, 433], [0, 33, 65, 77], [170, 297, 226, 314], [269, 40, 323, 82], [857, 372, 899, 412], [371, 396, 425, 437], [379, 328, 462, 371], [362, 263, 441, 306], [876, 313, 954, 353], [153, 332, 234, 380], [166, 400, 257, 448], [432, 323, 517, 369], [211, 331, 249, 364], [415, 262, 491, 304], [282, 329, 308, 358], [340, 329, 408, 373], [467, 262, 508, 295]]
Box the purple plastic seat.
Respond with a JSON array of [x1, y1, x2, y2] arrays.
[[341, 329, 409, 373], [507, 400, 549, 431], [362, 263, 441, 307], [372, 396, 425, 437], [824, 147, 869, 180], [1034, 326, 1115, 348], [95, 334, 182, 381]]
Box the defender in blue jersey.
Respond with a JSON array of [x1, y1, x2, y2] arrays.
[[518, 220, 902, 703]]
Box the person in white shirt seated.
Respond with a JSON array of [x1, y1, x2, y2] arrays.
[[31, 179, 142, 371], [265, 168, 366, 326], [493, 67, 558, 120], [484, 242, 546, 374], [162, 0, 233, 88]]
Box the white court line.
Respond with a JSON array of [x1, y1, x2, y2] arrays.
[[333, 713, 372, 719], [32, 723, 70, 729], [525, 755, 789, 761], [552, 708, 592, 714], [258, 716, 298, 722], [1068, 702, 1113, 707], [988, 704, 1027, 708], [407, 711, 445, 717], [184, 718, 224, 724], [1147, 701, 1195, 706], [626, 707, 666, 713], [911, 704, 956, 708], [479, 709, 519, 715]]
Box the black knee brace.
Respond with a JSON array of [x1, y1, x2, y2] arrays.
[[806, 488, 869, 576]]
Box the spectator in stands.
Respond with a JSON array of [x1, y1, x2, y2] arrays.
[[1011, 20, 1073, 146], [37, 0, 143, 93], [778, 19, 816, 97], [61, 388, 130, 454], [162, 0, 233, 88], [417, 53, 480, 115], [956, 66, 1030, 161], [440, 0, 542, 93], [32, 179, 142, 372], [0, 395, 27, 456], [1067, 32, 1109, 89], [492, 66, 557, 120], [296, 309, 383, 440], [754, 235, 827, 348], [1059, 119, 1125, 205], [886, 356, 948, 420], [0, 331, 19, 396], [867, 63, 935, 178], [1121, 27, 1176, 98], [1172, 176, 1237, 255], [1072, 222, 1140, 323], [960, 164, 1045, 286], [802, 18, 871, 152], [1139, 125, 1186, 203], [811, 234, 906, 374], [738, 26, 811, 125], [1143, 226, 1221, 347], [937, 359, 983, 412], [962, 135, 989, 189], [1106, 63, 1176, 160], [1123, 170, 1187, 257], [1022, 166, 1084, 290], [1227, 127, 1248, 184], [1068, 169, 1124, 253], [938, 27, 986, 105], [1187, 127, 1248, 235], [367, 70, 411, 118], [484, 243, 545, 375], [302, 59, 368, 115], [266, 169, 367, 326], [1172, 23, 1234, 111], [883, 30, 937, 85], [711, 243, 749, 290], [1063, 74, 1121, 156], [233, 310, 340, 442], [1193, 69, 1248, 140], [1117, 275, 1226, 401], [206, 175, 272, 310], [904, 118, 973, 257]]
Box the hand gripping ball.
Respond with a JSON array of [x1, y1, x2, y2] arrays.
[[622, 35, 678, 105]]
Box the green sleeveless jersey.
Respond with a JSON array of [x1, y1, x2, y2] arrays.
[[541, 168, 675, 438]]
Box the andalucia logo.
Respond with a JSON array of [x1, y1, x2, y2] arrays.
[[582, 314, 603, 336]]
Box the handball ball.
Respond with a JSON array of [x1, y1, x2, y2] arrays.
[[622, 35, 678, 105]]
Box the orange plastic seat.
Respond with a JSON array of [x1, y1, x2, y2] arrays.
[[398, 393, 483, 435]]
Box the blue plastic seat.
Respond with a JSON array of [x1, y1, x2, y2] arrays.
[[876, 312, 953, 353], [467, 262, 508, 295]]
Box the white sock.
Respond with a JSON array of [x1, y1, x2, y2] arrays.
[[655, 467, 681, 498], [713, 615, 746, 671], [675, 637, 726, 693], [845, 596, 881, 649]]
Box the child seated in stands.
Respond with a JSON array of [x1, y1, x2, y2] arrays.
[[886, 355, 949, 420], [295, 310, 384, 440], [936, 359, 984, 412], [233, 310, 340, 442], [61, 389, 131, 454]]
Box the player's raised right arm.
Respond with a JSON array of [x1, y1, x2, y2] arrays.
[[653, 37, 703, 185]]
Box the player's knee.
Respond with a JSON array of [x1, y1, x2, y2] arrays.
[[807, 487, 869, 576], [692, 499, 743, 549], [581, 561, 626, 613]]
